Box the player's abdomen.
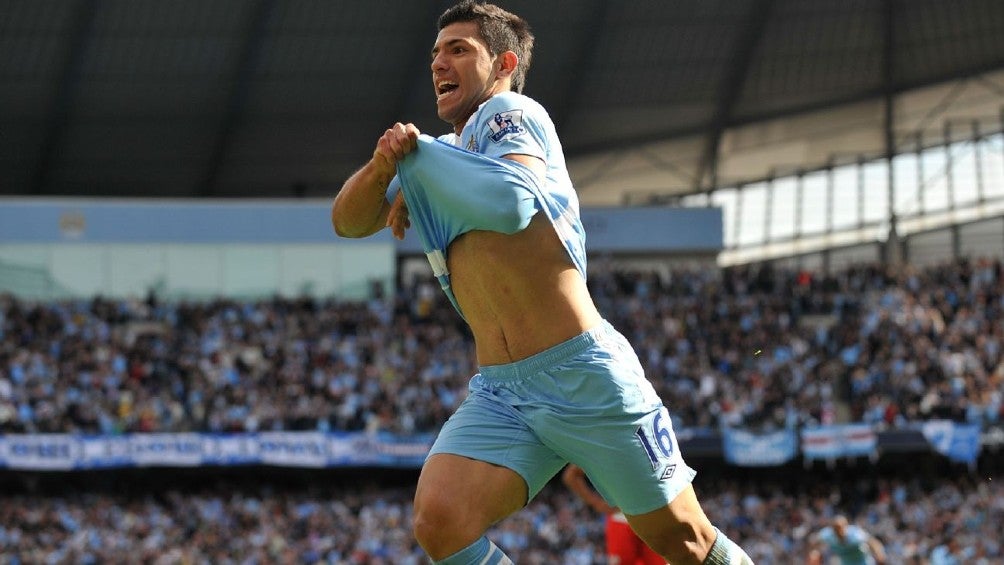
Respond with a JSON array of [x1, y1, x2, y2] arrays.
[[448, 214, 601, 366]]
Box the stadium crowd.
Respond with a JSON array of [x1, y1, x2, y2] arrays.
[[1, 473, 1000, 564], [1, 259, 1001, 435], [2, 258, 1003, 563]]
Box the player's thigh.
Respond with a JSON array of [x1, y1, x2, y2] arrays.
[[538, 383, 697, 515], [428, 383, 566, 501], [529, 325, 697, 515], [414, 452, 528, 529]]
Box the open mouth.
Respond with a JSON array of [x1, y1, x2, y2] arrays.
[[436, 81, 458, 100]]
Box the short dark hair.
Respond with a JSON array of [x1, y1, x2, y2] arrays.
[[437, 1, 535, 93]]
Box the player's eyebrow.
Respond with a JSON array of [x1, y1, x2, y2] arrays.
[[431, 38, 469, 59]]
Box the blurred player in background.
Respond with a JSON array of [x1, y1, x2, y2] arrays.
[[928, 537, 976, 565], [808, 515, 886, 565], [563, 464, 666, 565], [331, 1, 754, 564]]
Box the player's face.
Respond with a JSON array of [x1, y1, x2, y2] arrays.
[[431, 21, 504, 130]]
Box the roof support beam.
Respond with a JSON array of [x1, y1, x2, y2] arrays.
[[883, 0, 896, 212], [572, 60, 1004, 162], [198, 0, 275, 197], [692, 0, 775, 193], [30, 0, 99, 195], [883, 0, 903, 267], [883, 0, 896, 161]]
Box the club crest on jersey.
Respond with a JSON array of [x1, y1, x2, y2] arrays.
[[487, 109, 525, 142]]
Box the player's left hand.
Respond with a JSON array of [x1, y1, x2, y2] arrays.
[[387, 192, 410, 240]]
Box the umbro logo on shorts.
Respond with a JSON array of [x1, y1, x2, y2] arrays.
[[660, 464, 676, 480]]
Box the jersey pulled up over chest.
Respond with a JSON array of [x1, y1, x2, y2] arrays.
[[397, 135, 541, 248]]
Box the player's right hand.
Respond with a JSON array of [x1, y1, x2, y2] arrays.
[[374, 122, 420, 170]]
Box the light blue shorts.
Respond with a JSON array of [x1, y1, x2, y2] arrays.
[[427, 320, 696, 515]]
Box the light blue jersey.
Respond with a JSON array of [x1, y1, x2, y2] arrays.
[[818, 525, 875, 565], [929, 544, 975, 565], [459, 91, 586, 281], [394, 91, 587, 318]]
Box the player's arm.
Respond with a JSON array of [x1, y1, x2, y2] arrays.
[[867, 534, 887, 564], [561, 464, 617, 515], [476, 94, 547, 184], [500, 153, 545, 182], [331, 122, 419, 238], [806, 536, 824, 565]]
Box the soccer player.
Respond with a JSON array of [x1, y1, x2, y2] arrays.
[[331, 2, 753, 564], [562, 464, 666, 565], [807, 515, 886, 565], [929, 537, 975, 565]]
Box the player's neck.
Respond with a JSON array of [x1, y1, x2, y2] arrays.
[[450, 84, 515, 135]]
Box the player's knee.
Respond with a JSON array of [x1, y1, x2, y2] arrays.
[[412, 492, 475, 556], [412, 497, 448, 551]]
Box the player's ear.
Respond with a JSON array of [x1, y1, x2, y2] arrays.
[[496, 51, 518, 80]]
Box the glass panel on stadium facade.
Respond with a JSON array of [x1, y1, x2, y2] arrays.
[[736, 182, 767, 247], [704, 132, 1004, 253], [831, 166, 858, 230], [710, 188, 739, 248], [920, 147, 950, 213], [164, 246, 224, 298], [0, 245, 49, 269], [223, 246, 281, 298], [982, 134, 1004, 200], [861, 161, 888, 226], [0, 242, 394, 301], [892, 153, 919, 218], [50, 245, 105, 297], [951, 142, 979, 206], [798, 171, 827, 236], [335, 244, 396, 299], [108, 245, 168, 297], [768, 176, 797, 242]]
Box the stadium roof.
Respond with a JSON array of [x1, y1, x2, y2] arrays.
[[3, 0, 1004, 206]]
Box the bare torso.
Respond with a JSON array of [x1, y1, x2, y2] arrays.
[[447, 213, 602, 366]]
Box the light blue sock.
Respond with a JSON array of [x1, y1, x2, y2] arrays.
[[703, 527, 754, 564], [432, 536, 513, 565]]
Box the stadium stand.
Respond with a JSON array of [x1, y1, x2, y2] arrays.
[[2, 260, 1003, 563], [1, 466, 1001, 563], [2, 260, 1000, 435]]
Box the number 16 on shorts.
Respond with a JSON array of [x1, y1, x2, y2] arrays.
[[635, 407, 678, 479]]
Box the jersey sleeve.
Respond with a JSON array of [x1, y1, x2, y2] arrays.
[[472, 93, 548, 162]]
